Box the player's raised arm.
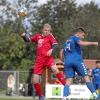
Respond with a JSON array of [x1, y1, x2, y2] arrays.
[[21, 32, 39, 43], [21, 32, 31, 42], [47, 43, 58, 56], [73, 27, 98, 47], [78, 41, 98, 46]]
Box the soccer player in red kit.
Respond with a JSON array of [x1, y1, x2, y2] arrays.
[[22, 24, 66, 100]]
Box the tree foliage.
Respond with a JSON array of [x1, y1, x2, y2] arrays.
[[0, 0, 100, 70]]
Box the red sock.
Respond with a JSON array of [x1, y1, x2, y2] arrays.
[[56, 72, 66, 85], [34, 83, 42, 96]]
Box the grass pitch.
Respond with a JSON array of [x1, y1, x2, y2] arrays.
[[0, 96, 62, 100]]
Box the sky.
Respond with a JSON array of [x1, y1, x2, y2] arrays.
[[39, 0, 100, 6], [76, 0, 100, 6]]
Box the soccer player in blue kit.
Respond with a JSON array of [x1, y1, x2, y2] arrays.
[[60, 28, 99, 99], [92, 61, 100, 97]]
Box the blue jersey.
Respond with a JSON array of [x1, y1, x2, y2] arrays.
[[63, 36, 88, 78], [63, 36, 82, 63], [92, 68, 100, 83]]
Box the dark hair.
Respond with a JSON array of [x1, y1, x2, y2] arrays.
[[96, 60, 100, 64], [72, 27, 86, 34]]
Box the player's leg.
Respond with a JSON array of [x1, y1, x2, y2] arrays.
[[62, 65, 75, 98], [85, 76, 95, 93], [84, 76, 99, 99], [98, 83, 100, 92], [63, 78, 73, 99], [76, 62, 99, 99], [33, 59, 45, 100], [51, 64, 66, 85], [47, 57, 70, 99], [33, 74, 44, 100], [46, 57, 66, 85], [51, 65, 72, 100], [93, 82, 96, 90], [62, 78, 73, 100], [96, 83, 100, 98]]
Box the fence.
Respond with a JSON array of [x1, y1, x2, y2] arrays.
[[0, 70, 87, 97], [0, 70, 36, 97]]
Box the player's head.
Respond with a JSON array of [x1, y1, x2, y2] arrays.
[[96, 60, 100, 68], [72, 27, 86, 39], [42, 23, 52, 36]]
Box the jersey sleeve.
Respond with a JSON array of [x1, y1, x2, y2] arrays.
[[49, 34, 58, 46], [30, 33, 39, 42], [73, 36, 81, 43]]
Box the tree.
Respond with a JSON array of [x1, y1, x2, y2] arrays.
[[35, 0, 77, 47], [0, 0, 100, 70], [0, 0, 38, 70], [71, 1, 100, 59]]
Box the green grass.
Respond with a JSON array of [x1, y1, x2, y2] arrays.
[[0, 97, 62, 100], [0, 98, 61, 100], [0, 96, 84, 100]]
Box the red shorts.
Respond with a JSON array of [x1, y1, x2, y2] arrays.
[[33, 56, 55, 74]]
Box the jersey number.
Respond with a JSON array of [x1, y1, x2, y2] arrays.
[[65, 40, 71, 51]]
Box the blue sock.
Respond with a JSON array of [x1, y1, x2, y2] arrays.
[[86, 82, 96, 93], [39, 95, 44, 100], [63, 85, 70, 96]]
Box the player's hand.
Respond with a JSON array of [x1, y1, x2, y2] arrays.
[[21, 32, 26, 37], [47, 49, 53, 56], [93, 42, 98, 46]]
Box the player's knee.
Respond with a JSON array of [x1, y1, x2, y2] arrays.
[[84, 75, 91, 82], [33, 78, 39, 84], [32, 75, 40, 84], [66, 78, 73, 85]]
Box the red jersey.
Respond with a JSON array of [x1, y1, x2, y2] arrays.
[[30, 33, 58, 57]]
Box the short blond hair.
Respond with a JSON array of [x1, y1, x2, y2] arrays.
[[43, 23, 52, 31]]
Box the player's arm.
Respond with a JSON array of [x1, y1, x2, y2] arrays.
[[52, 43, 58, 52], [47, 44, 58, 56], [21, 32, 38, 42], [59, 49, 64, 61], [21, 32, 31, 42], [78, 40, 98, 46], [47, 34, 58, 56]]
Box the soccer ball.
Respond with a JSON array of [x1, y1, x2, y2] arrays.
[[18, 7, 28, 17]]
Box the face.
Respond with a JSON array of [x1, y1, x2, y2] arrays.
[[42, 27, 51, 36], [78, 32, 85, 39], [77, 32, 85, 39], [96, 63, 100, 68]]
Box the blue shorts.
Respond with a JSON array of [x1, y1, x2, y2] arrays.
[[93, 82, 100, 90], [64, 60, 88, 78]]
